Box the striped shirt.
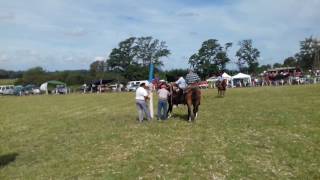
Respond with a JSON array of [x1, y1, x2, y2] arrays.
[[186, 72, 200, 85]]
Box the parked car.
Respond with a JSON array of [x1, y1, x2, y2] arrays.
[[127, 84, 140, 92], [198, 81, 209, 89], [13, 85, 25, 96], [0, 85, 14, 95], [23, 84, 40, 95], [32, 88, 41, 95], [80, 84, 90, 93], [56, 85, 68, 94], [126, 80, 148, 91], [2, 85, 14, 95]]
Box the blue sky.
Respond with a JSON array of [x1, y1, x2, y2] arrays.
[[0, 0, 319, 71]]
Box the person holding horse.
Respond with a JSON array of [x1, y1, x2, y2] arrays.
[[135, 83, 151, 122], [157, 84, 170, 121]]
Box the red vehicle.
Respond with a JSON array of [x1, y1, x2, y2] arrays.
[[198, 81, 209, 89]]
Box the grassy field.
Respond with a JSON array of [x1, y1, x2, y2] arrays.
[[0, 79, 17, 86], [1, 85, 320, 179]]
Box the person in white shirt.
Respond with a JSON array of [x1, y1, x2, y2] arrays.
[[175, 76, 187, 90], [135, 83, 151, 122], [157, 84, 170, 120], [217, 72, 224, 82]]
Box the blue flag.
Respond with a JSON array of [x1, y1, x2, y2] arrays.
[[148, 63, 154, 82]]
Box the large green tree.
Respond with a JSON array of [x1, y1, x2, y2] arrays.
[[188, 39, 232, 79], [273, 63, 283, 68], [106, 36, 170, 80], [135, 36, 170, 67], [283, 56, 298, 67], [296, 36, 320, 70], [236, 39, 260, 74], [16, 67, 47, 85], [106, 37, 137, 72], [90, 60, 106, 75]]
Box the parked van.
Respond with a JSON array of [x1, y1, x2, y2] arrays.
[[126, 80, 148, 91], [0, 85, 14, 95]]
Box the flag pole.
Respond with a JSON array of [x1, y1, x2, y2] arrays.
[[148, 63, 154, 119]]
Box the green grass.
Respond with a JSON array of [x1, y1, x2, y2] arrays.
[[0, 79, 16, 85], [1, 85, 320, 179]]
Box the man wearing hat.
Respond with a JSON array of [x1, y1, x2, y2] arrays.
[[157, 84, 170, 120]]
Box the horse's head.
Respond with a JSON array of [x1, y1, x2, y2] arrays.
[[167, 82, 184, 105]]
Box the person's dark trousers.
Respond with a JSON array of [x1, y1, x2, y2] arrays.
[[157, 99, 168, 120]]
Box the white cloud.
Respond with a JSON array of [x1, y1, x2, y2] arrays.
[[63, 27, 88, 37], [94, 56, 106, 61]]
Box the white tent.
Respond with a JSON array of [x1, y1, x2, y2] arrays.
[[206, 73, 232, 88], [232, 73, 252, 87], [222, 72, 232, 87], [40, 82, 48, 92], [206, 72, 232, 82], [40, 80, 67, 94], [206, 76, 217, 88], [222, 72, 232, 80]]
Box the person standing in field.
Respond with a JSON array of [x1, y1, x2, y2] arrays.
[[157, 84, 170, 120], [135, 83, 151, 122]]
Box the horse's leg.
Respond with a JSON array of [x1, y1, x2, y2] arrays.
[[193, 102, 198, 120], [186, 92, 193, 122], [194, 90, 201, 120], [194, 104, 199, 120], [167, 97, 173, 118], [187, 104, 192, 122]]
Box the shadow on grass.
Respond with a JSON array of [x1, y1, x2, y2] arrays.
[[168, 114, 189, 121], [0, 153, 18, 168]]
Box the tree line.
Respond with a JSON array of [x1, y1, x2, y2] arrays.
[[1, 36, 319, 86]]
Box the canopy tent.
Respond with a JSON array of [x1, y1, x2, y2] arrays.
[[206, 72, 232, 88], [207, 72, 232, 81], [40, 80, 67, 93], [206, 76, 217, 82], [222, 72, 232, 80], [231, 73, 252, 87]]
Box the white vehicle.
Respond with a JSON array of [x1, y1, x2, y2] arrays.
[[0, 85, 14, 95], [32, 88, 41, 94], [126, 80, 148, 91]]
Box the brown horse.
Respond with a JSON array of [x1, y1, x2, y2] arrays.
[[185, 86, 201, 121], [167, 83, 201, 122], [216, 79, 227, 96]]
